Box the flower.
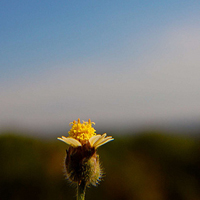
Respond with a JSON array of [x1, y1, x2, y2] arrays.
[[57, 118, 114, 187], [57, 118, 114, 149]]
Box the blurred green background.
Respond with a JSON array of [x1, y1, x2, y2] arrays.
[[1, 130, 200, 200]]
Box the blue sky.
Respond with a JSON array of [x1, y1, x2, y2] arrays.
[[1, 1, 200, 133]]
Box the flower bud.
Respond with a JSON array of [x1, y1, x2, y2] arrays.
[[65, 143, 102, 186]]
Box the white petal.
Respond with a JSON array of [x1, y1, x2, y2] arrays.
[[93, 133, 107, 147], [95, 137, 114, 149], [57, 136, 82, 147], [89, 135, 102, 147]]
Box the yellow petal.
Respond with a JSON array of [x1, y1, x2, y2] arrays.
[[94, 137, 114, 149], [93, 133, 107, 147], [57, 136, 82, 147], [89, 134, 102, 147]]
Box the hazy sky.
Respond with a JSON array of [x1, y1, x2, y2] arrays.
[[1, 1, 200, 133]]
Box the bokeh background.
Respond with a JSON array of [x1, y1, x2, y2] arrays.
[[1, 1, 200, 199]]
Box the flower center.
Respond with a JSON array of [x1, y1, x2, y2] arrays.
[[68, 118, 96, 144]]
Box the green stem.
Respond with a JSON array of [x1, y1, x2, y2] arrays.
[[77, 181, 86, 200]]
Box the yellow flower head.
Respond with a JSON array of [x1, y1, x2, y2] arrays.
[[57, 118, 114, 148], [57, 118, 114, 187], [68, 118, 96, 144]]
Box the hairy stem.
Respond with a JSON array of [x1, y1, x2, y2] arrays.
[[77, 181, 86, 200]]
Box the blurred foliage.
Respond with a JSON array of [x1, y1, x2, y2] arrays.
[[0, 130, 200, 200]]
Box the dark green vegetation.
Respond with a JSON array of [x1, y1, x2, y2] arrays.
[[0, 131, 200, 200]]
